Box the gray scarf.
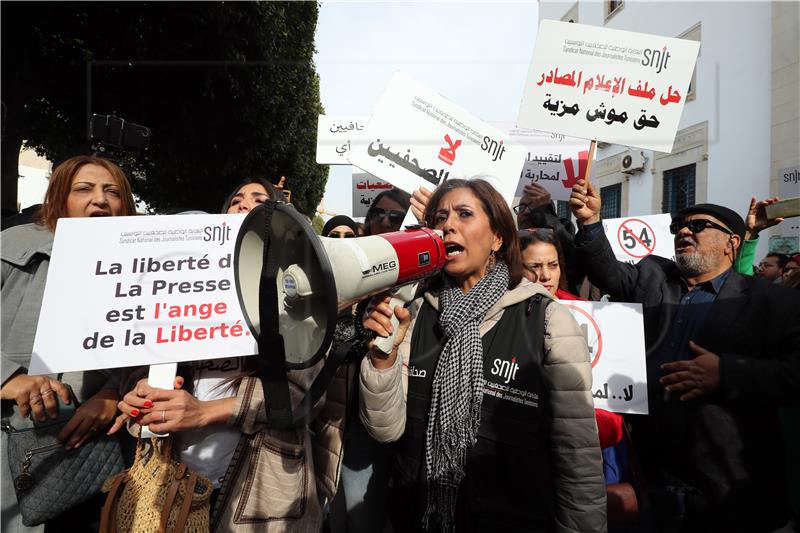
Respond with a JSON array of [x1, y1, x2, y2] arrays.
[[423, 261, 510, 532]]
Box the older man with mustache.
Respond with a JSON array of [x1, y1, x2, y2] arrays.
[[569, 178, 800, 533]]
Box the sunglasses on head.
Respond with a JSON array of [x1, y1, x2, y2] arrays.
[[368, 208, 405, 225], [669, 218, 733, 235], [328, 231, 356, 238]]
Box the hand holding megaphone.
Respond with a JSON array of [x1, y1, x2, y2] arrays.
[[362, 290, 412, 365], [363, 283, 418, 354]]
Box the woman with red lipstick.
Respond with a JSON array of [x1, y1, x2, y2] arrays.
[[358, 179, 605, 533], [1, 155, 136, 532]]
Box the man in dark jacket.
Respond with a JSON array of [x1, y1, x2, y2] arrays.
[[569, 177, 800, 533]]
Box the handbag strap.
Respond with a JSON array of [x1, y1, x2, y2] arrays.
[[160, 464, 187, 532], [99, 471, 129, 533], [174, 472, 199, 532]]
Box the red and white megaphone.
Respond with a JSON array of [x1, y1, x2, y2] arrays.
[[233, 202, 444, 426]]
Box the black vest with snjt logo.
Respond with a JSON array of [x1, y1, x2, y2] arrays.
[[391, 296, 553, 533]]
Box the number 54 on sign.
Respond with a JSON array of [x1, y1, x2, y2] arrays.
[[603, 213, 674, 264]]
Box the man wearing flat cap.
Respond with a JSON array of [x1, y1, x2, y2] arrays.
[[569, 178, 800, 533]]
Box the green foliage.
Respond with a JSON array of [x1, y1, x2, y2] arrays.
[[311, 214, 324, 235], [1, 1, 328, 215]]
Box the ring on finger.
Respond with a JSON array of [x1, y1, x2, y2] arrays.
[[89, 427, 99, 432], [161, 410, 166, 423], [41, 389, 54, 397]]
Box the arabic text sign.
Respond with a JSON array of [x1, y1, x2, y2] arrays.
[[352, 172, 392, 218], [316, 115, 369, 165], [603, 213, 674, 264], [505, 126, 593, 202], [559, 300, 648, 414], [518, 20, 700, 152], [349, 73, 528, 206], [29, 215, 257, 374]]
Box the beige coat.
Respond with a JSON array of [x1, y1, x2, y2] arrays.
[[209, 355, 350, 532], [359, 278, 607, 533]]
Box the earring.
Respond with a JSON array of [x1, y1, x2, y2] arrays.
[[487, 250, 497, 271]]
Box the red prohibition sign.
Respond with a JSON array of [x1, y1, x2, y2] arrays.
[[617, 218, 657, 259], [561, 303, 603, 368]]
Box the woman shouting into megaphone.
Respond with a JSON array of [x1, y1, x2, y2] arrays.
[[359, 179, 606, 533]]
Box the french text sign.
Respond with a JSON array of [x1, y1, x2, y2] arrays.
[[559, 300, 649, 414], [518, 20, 700, 152], [29, 215, 257, 374], [603, 213, 674, 264], [349, 73, 528, 206], [316, 115, 369, 165]]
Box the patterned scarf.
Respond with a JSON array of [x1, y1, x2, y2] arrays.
[[423, 261, 510, 532]]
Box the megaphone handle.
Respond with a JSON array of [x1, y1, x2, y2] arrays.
[[373, 296, 404, 355]]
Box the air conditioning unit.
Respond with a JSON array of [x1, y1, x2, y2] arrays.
[[621, 150, 646, 174]]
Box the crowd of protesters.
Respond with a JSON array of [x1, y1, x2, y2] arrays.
[[2, 154, 799, 533]]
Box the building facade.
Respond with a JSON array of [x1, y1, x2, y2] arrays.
[[540, 0, 799, 257]]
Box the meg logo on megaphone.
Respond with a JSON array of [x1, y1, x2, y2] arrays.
[[363, 260, 397, 278]]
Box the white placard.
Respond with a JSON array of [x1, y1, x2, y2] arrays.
[[349, 72, 528, 206], [558, 300, 649, 414], [518, 20, 700, 153], [29, 215, 257, 374], [352, 172, 392, 218], [316, 115, 369, 164], [603, 213, 674, 264], [504, 125, 594, 202]]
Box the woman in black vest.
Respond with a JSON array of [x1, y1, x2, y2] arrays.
[[359, 179, 606, 533]]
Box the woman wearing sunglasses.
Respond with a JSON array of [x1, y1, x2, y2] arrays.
[[364, 189, 411, 236], [358, 179, 605, 532]]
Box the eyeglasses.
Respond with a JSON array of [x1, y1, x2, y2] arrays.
[[327, 231, 356, 238], [669, 218, 733, 236], [512, 203, 532, 215], [368, 208, 405, 225]]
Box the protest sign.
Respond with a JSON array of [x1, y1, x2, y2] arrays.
[[352, 172, 392, 217], [518, 20, 700, 153], [778, 166, 800, 202], [504, 125, 593, 202], [316, 115, 369, 164], [558, 300, 648, 414], [29, 215, 257, 374], [603, 213, 674, 264], [349, 73, 528, 207]]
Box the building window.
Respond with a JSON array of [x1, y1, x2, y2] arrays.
[[679, 23, 701, 102], [605, 0, 624, 22], [600, 184, 622, 219], [556, 200, 571, 221], [562, 2, 579, 23], [662, 164, 696, 216]]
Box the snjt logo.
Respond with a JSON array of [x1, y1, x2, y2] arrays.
[[490, 356, 520, 384], [641, 46, 671, 74]]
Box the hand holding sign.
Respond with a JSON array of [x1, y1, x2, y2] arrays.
[[659, 341, 721, 401], [745, 196, 784, 240], [569, 178, 601, 226], [410, 186, 433, 224]]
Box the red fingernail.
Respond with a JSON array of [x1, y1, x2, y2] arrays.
[[143, 401, 153, 408], [130, 409, 140, 417], [176, 377, 184, 384]]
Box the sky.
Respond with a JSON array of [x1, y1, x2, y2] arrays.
[[314, 1, 539, 217]]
